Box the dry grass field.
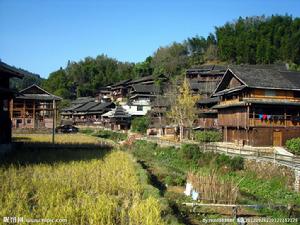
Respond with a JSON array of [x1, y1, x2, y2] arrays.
[[1, 134, 165, 225], [13, 133, 103, 144]]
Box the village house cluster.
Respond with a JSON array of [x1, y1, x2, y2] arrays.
[[2, 61, 300, 152]]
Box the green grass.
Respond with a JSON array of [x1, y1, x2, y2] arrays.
[[79, 129, 128, 142], [130, 140, 300, 220], [93, 130, 127, 142]]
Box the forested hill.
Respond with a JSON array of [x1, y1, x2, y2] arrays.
[[18, 15, 300, 99], [216, 15, 300, 64], [10, 67, 44, 90]]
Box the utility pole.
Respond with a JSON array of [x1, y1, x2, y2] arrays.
[[52, 99, 56, 145]]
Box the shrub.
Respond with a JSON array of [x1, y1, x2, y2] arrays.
[[178, 144, 202, 162], [164, 174, 185, 186], [229, 156, 244, 170], [216, 154, 231, 168], [286, 138, 300, 155], [79, 128, 95, 134], [94, 130, 127, 142], [131, 116, 150, 134], [216, 154, 244, 171], [195, 131, 222, 143]]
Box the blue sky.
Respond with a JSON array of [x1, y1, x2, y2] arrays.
[[0, 0, 299, 78]]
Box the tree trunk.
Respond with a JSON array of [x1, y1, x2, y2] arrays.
[[179, 125, 184, 142]]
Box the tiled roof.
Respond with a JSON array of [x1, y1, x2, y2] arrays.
[[229, 67, 300, 90], [17, 84, 62, 100], [131, 84, 160, 94], [0, 61, 25, 78]]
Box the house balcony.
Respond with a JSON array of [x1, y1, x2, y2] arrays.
[[249, 116, 300, 127]]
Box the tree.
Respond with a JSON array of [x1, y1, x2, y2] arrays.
[[167, 78, 199, 141], [151, 42, 189, 77], [131, 116, 150, 134], [215, 15, 300, 65], [43, 54, 137, 99]]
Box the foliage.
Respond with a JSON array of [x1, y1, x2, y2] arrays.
[[43, 55, 138, 99], [131, 116, 150, 134], [14, 15, 300, 100], [216, 15, 300, 64], [286, 137, 300, 155], [79, 128, 95, 135], [57, 99, 71, 111], [10, 68, 44, 90], [195, 131, 222, 142], [151, 42, 189, 77], [130, 140, 300, 216], [216, 154, 244, 171], [178, 144, 201, 162], [93, 130, 127, 142], [167, 78, 199, 141], [134, 56, 153, 76]]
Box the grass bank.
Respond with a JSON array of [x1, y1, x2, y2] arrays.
[[129, 140, 300, 223]]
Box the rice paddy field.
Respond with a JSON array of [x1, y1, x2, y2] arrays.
[[0, 134, 165, 225], [13, 133, 109, 144]]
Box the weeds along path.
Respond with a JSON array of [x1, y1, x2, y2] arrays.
[[129, 140, 300, 225], [136, 159, 199, 225]]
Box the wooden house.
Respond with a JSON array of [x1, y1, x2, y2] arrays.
[[147, 97, 169, 136], [146, 97, 177, 137], [186, 65, 226, 98], [60, 97, 95, 120], [72, 101, 115, 125], [129, 84, 160, 104], [61, 99, 115, 125], [127, 74, 167, 86], [212, 66, 300, 147], [195, 97, 219, 130], [97, 86, 112, 101], [110, 79, 132, 101], [11, 84, 62, 129], [186, 65, 225, 130], [101, 106, 131, 130], [0, 62, 24, 153]]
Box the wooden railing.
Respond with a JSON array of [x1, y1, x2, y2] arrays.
[[249, 118, 300, 127], [141, 137, 300, 170], [202, 143, 300, 169]]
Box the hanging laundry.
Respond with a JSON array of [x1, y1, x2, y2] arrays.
[[258, 114, 263, 119], [267, 115, 271, 120], [262, 114, 267, 120], [292, 117, 300, 122], [191, 190, 199, 200]]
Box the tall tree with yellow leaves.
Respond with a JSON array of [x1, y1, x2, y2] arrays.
[[167, 78, 199, 141]]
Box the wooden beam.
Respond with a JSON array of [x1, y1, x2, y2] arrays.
[[33, 100, 36, 128]]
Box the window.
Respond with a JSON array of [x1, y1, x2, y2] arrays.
[[294, 91, 300, 98], [137, 106, 143, 111], [265, 90, 276, 96]]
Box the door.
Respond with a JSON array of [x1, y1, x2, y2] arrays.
[[273, 131, 282, 146]]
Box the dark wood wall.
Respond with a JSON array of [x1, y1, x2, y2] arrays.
[[223, 127, 300, 147], [218, 107, 247, 128]]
